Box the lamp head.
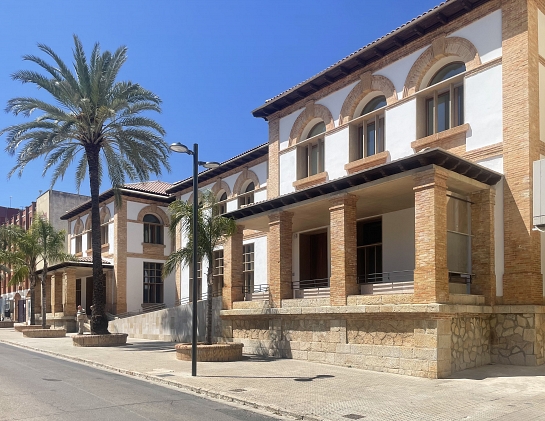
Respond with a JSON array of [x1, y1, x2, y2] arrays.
[[169, 143, 190, 154], [201, 161, 221, 169]]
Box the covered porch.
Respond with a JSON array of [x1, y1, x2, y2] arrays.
[[222, 148, 501, 309]]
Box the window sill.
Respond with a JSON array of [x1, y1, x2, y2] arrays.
[[412, 123, 470, 152], [292, 171, 328, 190], [344, 151, 389, 175], [101, 243, 109, 250], [75, 252, 83, 257]]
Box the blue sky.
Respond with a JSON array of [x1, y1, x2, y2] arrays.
[[0, 0, 440, 209]]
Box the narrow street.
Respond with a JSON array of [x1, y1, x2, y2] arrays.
[[0, 343, 281, 421]]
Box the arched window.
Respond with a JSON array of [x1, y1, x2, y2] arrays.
[[425, 62, 465, 136], [238, 182, 255, 208], [143, 214, 163, 244], [351, 95, 386, 162], [100, 207, 111, 246], [215, 191, 228, 215], [297, 121, 325, 179], [85, 216, 92, 251], [74, 219, 83, 254]]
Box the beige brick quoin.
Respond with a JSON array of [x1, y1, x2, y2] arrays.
[[222, 225, 245, 310], [268, 211, 293, 308]]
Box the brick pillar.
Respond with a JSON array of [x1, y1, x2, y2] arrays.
[[222, 225, 244, 310], [34, 279, 42, 315], [501, 0, 543, 304], [105, 270, 116, 313], [268, 211, 293, 308], [471, 188, 496, 305], [63, 268, 77, 316], [44, 275, 52, 313], [51, 271, 63, 314], [329, 194, 359, 306], [413, 168, 449, 304], [114, 198, 127, 313]]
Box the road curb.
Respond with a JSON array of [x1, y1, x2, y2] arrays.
[[0, 338, 321, 421]]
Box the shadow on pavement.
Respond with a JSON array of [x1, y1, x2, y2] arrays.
[[447, 363, 545, 380], [122, 341, 176, 352]]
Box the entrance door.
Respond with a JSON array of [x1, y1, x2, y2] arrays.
[[17, 299, 25, 323], [85, 277, 93, 315], [299, 230, 328, 288]]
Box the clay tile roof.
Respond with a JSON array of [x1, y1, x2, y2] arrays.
[[75, 256, 113, 265], [122, 180, 173, 196]]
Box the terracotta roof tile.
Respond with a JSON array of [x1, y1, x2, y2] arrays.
[[122, 181, 173, 196]]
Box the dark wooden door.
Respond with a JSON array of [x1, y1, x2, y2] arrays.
[[17, 299, 25, 323]]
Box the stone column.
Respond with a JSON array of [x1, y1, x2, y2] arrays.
[[413, 167, 449, 304], [471, 188, 496, 305], [268, 211, 293, 308], [329, 194, 358, 306], [222, 225, 244, 310], [51, 271, 63, 314], [63, 268, 77, 317]]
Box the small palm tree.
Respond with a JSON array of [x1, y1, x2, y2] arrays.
[[0, 219, 72, 326], [164, 191, 237, 344], [1, 36, 170, 334]]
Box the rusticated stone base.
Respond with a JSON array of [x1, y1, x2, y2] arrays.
[[175, 343, 244, 362], [15, 324, 51, 332], [0, 321, 14, 328], [23, 329, 66, 338], [72, 333, 128, 347]]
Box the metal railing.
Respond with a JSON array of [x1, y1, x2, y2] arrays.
[[292, 278, 330, 290], [242, 284, 269, 295], [357, 270, 414, 284], [108, 302, 167, 320]]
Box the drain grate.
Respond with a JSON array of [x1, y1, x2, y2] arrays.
[[343, 415, 365, 420], [229, 388, 247, 393]]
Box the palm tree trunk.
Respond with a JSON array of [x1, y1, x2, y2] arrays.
[[205, 265, 213, 345], [86, 144, 109, 334], [30, 274, 35, 325], [41, 267, 47, 328]]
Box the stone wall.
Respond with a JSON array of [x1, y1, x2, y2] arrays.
[[491, 312, 544, 365], [109, 297, 222, 342], [451, 316, 491, 373], [230, 315, 450, 378]]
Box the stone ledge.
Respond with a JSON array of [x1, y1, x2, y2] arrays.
[[15, 324, 51, 332], [23, 329, 66, 338], [233, 300, 270, 310], [0, 321, 14, 328], [411, 123, 470, 152], [292, 171, 328, 190], [344, 151, 389, 174], [175, 342, 244, 362], [72, 333, 128, 347]]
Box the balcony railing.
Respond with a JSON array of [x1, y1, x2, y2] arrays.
[[357, 270, 414, 284], [242, 283, 269, 301], [292, 278, 330, 298], [358, 270, 414, 295]]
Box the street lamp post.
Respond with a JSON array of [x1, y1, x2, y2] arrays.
[[169, 142, 219, 377]]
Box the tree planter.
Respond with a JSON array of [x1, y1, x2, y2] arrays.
[[175, 342, 244, 362], [72, 333, 128, 347], [15, 324, 51, 332], [23, 329, 66, 338], [0, 321, 14, 328]]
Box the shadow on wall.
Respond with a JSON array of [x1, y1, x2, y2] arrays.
[[108, 297, 222, 342]]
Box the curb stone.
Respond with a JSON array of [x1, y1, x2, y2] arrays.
[[0, 339, 321, 421]]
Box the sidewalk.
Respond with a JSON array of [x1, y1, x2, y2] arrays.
[[1, 329, 545, 421]]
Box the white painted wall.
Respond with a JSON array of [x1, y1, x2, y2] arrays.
[[226, 198, 238, 212], [254, 189, 267, 203], [221, 173, 239, 195], [106, 202, 114, 219], [451, 10, 502, 63], [245, 236, 268, 287], [251, 161, 268, 186], [374, 47, 427, 98], [325, 127, 350, 181], [382, 208, 415, 274], [279, 109, 304, 150], [127, 221, 143, 254], [316, 81, 358, 127], [126, 257, 176, 312], [385, 99, 417, 160], [127, 201, 147, 221], [279, 149, 297, 195], [465, 63, 503, 151]]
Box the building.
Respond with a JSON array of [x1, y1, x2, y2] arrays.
[[202, 0, 545, 379]]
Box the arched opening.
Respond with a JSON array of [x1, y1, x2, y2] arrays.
[[238, 181, 255, 208], [143, 214, 163, 245], [297, 120, 325, 179]]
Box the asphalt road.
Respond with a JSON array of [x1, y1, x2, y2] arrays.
[[0, 343, 281, 421]]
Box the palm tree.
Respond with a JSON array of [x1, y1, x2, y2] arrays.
[[0, 219, 72, 326], [1, 36, 170, 334], [164, 191, 237, 344]]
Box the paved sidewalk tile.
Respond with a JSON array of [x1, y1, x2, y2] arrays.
[[1, 329, 545, 421]]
